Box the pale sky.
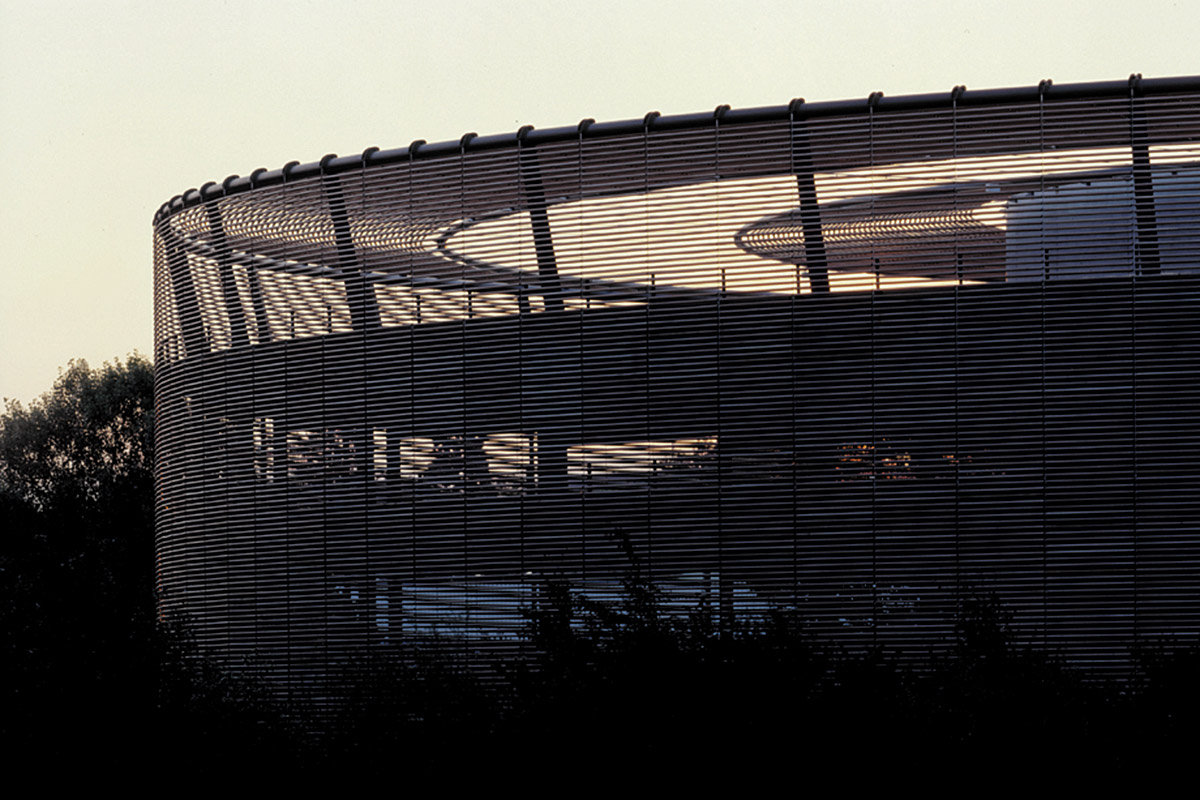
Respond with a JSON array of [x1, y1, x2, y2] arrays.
[[1, 0, 1196, 404]]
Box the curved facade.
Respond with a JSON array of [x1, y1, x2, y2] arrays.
[[155, 77, 1200, 693]]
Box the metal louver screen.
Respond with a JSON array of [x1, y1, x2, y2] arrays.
[[153, 76, 1200, 700]]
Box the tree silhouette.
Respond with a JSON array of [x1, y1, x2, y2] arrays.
[[1, 357, 157, 757]]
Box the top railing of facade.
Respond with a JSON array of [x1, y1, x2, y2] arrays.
[[153, 75, 1200, 362]]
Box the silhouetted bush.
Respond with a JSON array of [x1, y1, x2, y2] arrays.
[[2, 358, 294, 769], [299, 579, 1200, 774]]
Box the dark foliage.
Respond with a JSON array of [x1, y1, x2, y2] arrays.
[[1, 357, 289, 768], [1123, 637, 1200, 767], [1, 358, 156, 759], [317, 640, 500, 773], [304, 581, 1200, 777]]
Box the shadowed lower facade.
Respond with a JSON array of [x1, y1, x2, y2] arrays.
[[154, 76, 1200, 697]]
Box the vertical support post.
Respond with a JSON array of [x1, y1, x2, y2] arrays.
[[789, 99, 830, 294], [246, 265, 272, 344], [247, 175, 274, 343], [205, 198, 250, 348], [1129, 74, 1161, 277], [162, 225, 207, 357], [517, 128, 564, 313], [952, 85, 966, 285], [324, 162, 381, 331]]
